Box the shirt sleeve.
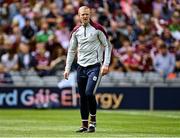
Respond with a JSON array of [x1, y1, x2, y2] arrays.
[[153, 55, 162, 73], [98, 30, 112, 66], [168, 54, 175, 73], [65, 32, 77, 72]]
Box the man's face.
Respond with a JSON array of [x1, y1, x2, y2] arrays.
[[160, 47, 167, 56], [78, 8, 90, 25]]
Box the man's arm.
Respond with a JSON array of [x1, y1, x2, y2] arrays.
[[64, 32, 78, 79], [98, 30, 112, 75]]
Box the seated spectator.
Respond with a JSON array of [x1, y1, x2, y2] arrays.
[[49, 45, 66, 75], [63, 4, 75, 31], [158, 2, 173, 20], [22, 17, 35, 41], [150, 37, 164, 59], [18, 42, 36, 71], [0, 63, 13, 84], [120, 47, 141, 72], [134, 38, 153, 72], [109, 56, 124, 72], [55, 22, 70, 50], [0, 28, 6, 58], [153, 44, 176, 78], [113, 39, 131, 57], [12, 7, 27, 29], [8, 1, 20, 21], [12, 22, 22, 44], [0, 3, 9, 26], [46, 2, 59, 29], [33, 42, 51, 76], [161, 28, 175, 48], [169, 11, 180, 40], [107, 20, 122, 49], [1, 44, 18, 72], [35, 20, 53, 43], [0, 0, 179, 83], [120, 24, 138, 43]]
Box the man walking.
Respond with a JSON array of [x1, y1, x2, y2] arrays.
[[64, 6, 112, 133]]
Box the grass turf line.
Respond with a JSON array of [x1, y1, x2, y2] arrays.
[[0, 110, 180, 138]]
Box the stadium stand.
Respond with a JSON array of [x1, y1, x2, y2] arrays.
[[0, 0, 179, 87]]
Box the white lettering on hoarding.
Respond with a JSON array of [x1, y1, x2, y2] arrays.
[[60, 89, 123, 109], [0, 90, 17, 106], [21, 89, 34, 106], [21, 89, 59, 106], [0, 88, 123, 109]]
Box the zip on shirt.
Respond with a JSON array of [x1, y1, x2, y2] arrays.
[[84, 26, 86, 37]]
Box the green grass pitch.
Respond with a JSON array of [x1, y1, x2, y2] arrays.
[[0, 109, 180, 138]]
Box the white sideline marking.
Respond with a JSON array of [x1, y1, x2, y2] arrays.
[[100, 110, 180, 119]]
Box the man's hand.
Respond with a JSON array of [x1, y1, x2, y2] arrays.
[[64, 70, 69, 80], [101, 65, 109, 76]]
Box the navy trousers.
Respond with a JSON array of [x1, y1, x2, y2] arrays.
[[77, 63, 101, 120]]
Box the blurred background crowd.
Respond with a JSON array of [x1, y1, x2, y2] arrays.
[[0, 0, 180, 85]]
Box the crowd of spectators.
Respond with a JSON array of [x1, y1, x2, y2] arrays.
[[0, 0, 180, 84]]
